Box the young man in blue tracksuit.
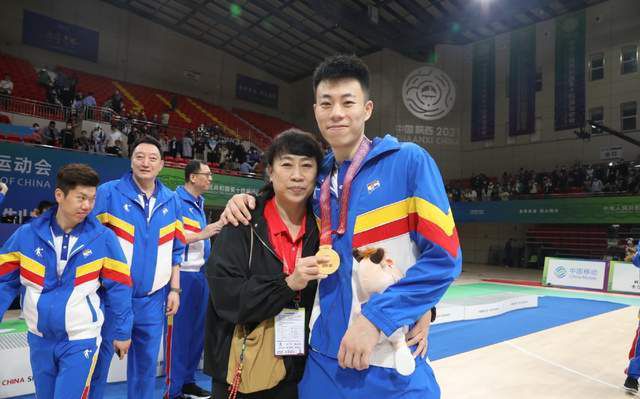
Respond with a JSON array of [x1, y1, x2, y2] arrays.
[[89, 136, 186, 399], [624, 244, 640, 393], [0, 164, 132, 399], [222, 55, 461, 399], [165, 160, 222, 399]]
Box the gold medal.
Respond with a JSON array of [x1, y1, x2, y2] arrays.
[[316, 245, 340, 275]]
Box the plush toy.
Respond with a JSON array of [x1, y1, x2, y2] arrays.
[[352, 247, 415, 376]]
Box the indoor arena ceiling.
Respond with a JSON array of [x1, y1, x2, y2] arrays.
[[101, 0, 606, 82]]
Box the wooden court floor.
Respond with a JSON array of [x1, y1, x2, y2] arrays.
[[433, 264, 638, 399]]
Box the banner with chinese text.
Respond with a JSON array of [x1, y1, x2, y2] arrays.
[[555, 11, 585, 131], [509, 26, 536, 136], [471, 39, 496, 141], [0, 142, 129, 221], [453, 196, 640, 224], [158, 167, 264, 208], [22, 10, 100, 62]]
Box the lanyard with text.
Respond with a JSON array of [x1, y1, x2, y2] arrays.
[[316, 137, 372, 275], [283, 244, 303, 307]]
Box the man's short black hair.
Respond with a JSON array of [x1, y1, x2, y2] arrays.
[[312, 54, 370, 96], [130, 135, 164, 159], [56, 164, 99, 195], [185, 160, 206, 182]]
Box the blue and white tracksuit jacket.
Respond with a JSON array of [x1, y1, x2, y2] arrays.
[[627, 250, 640, 378], [92, 172, 186, 297], [299, 135, 462, 399], [89, 171, 186, 399], [0, 208, 132, 399], [164, 186, 211, 398]]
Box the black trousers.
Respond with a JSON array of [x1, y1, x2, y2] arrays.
[[213, 380, 298, 399]]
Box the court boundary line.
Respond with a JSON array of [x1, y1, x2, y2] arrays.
[[504, 341, 625, 391]]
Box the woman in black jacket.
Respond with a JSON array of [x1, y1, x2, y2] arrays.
[[204, 130, 325, 399]]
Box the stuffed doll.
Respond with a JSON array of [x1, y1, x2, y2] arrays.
[[352, 247, 415, 376]]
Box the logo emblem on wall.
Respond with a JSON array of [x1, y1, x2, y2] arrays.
[[554, 266, 567, 279], [402, 66, 456, 121]]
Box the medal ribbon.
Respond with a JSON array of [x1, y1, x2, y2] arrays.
[[319, 137, 372, 246]]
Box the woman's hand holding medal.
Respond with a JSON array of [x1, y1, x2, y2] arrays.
[[285, 255, 331, 291]]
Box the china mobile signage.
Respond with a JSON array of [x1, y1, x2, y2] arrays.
[[542, 257, 607, 290]]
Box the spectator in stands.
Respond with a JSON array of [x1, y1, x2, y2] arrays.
[[159, 135, 169, 157], [182, 132, 194, 159], [238, 158, 254, 174], [591, 177, 603, 193], [109, 139, 125, 157], [217, 143, 229, 169], [91, 125, 106, 154], [194, 132, 206, 160], [149, 114, 160, 137], [72, 92, 84, 116], [106, 124, 126, 155], [37, 66, 54, 89], [77, 130, 91, 152], [22, 200, 54, 224], [126, 127, 137, 156], [169, 135, 178, 158], [161, 109, 170, 128], [111, 90, 124, 114], [46, 86, 62, 107], [170, 95, 178, 111], [42, 121, 59, 146], [0, 74, 13, 109], [83, 92, 97, 119], [61, 121, 75, 149]]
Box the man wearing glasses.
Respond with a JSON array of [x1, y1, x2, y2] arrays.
[[165, 160, 222, 399]]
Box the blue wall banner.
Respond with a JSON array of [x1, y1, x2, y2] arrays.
[[471, 39, 496, 142], [22, 10, 100, 62], [0, 142, 129, 221], [554, 11, 585, 131], [236, 74, 279, 108], [509, 26, 536, 136]]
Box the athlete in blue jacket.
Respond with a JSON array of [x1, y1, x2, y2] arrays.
[[221, 55, 461, 399], [89, 136, 186, 399], [165, 160, 222, 399], [0, 164, 132, 399], [624, 244, 640, 393]]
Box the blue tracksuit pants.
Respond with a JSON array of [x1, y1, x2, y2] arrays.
[[298, 350, 441, 399], [28, 333, 100, 399], [628, 317, 640, 378], [89, 288, 166, 399], [164, 271, 208, 398]]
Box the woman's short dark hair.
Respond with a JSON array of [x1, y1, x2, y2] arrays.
[[56, 163, 100, 195], [312, 54, 370, 97], [259, 129, 323, 197]]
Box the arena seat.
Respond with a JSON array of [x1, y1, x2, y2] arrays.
[[0, 53, 45, 101], [233, 108, 296, 138]]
